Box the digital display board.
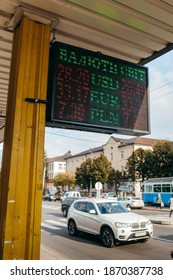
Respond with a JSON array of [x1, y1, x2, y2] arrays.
[[46, 42, 150, 135]]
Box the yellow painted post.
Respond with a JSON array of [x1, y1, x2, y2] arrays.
[[0, 16, 50, 259]]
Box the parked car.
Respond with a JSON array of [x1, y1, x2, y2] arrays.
[[118, 196, 144, 209], [61, 197, 81, 217], [42, 194, 56, 201], [101, 192, 117, 200], [67, 198, 153, 248], [61, 191, 81, 202]]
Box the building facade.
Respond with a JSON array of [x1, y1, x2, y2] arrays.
[[65, 136, 158, 195], [66, 145, 104, 173], [45, 136, 162, 196], [66, 136, 156, 173], [45, 151, 72, 193]]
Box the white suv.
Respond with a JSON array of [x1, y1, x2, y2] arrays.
[[67, 198, 153, 248]]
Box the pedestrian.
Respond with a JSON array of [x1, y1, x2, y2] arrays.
[[157, 194, 162, 209], [169, 195, 173, 218]]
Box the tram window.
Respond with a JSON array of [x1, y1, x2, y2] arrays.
[[153, 185, 161, 192], [162, 186, 170, 192], [145, 185, 152, 192]]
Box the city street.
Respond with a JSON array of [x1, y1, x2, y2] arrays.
[[41, 201, 173, 260]]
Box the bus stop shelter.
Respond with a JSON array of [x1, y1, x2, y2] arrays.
[[1, 0, 173, 260]]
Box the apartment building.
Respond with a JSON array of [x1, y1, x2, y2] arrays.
[[66, 136, 156, 174], [44, 136, 159, 195], [65, 136, 157, 195], [45, 151, 72, 191], [66, 145, 104, 173]]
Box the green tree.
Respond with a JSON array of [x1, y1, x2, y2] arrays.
[[127, 140, 173, 181], [75, 155, 114, 192], [91, 154, 113, 189], [151, 141, 173, 177], [108, 169, 127, 194], [54, 172, 75, 191], [75, 158, 92, 192], [127, 148, 153, 181]]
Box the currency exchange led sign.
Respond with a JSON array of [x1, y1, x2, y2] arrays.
[[46, 42, 150, 136]]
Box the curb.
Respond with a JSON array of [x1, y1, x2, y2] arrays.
[[143, 206, 169, 212], [142, 207, 173, 225], [150, 219, 173, 225]]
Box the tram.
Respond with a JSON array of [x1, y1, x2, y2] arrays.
[[141, 177, 173, 206]]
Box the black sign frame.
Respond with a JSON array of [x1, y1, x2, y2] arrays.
[[46, 42, 150, 136]]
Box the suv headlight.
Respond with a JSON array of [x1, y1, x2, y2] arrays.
[[146, 220, 152, 225], [115, 222, 131, 228]]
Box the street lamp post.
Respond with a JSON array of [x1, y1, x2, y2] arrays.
[[90, 178, 92, 197], [86, 164, 90, 196]]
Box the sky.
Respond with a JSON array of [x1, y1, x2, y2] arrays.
[[44, 50, 173, 158]]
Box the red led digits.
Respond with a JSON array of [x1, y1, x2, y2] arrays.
[[121, 79, 148, 130], [55, 64, 90, 122]]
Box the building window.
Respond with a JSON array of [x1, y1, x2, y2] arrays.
[[48, 163, 53, 171], [49, 163, 53, 171], [59, 164, 62, 169], [110, 153, 113, 160], [120, 151, 124, 159]]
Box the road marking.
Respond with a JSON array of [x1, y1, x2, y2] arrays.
[[41, 222, 61, 230], [152, 236, 173, 243], [42, 205, 60, 210], [59, 218, 66, 222], [45, 219, 66, 227]]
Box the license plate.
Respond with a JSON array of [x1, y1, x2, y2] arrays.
[[135, 231, 146, 237]]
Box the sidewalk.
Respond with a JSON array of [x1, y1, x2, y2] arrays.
[[142, 206, 173, 225]]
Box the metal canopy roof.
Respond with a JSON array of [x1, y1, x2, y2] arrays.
[[1, 0, 173, 143]]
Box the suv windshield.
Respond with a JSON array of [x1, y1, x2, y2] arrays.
[[97, 202, 128, 214]]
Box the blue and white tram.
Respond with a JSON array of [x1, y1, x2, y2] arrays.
[[142, 177, 173, 206]]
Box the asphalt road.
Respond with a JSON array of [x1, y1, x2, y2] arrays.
[[41, 201, 173, 260]]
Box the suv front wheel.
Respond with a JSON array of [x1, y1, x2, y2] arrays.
[[101, 227, 114, 248], [68, 219, 78, 236]]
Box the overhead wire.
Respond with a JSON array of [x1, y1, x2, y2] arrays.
[[45, 129, 108, 144], [150, 80, 173, 93], [150, 80, 173, 102]]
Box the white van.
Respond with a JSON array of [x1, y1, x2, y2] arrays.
[[61, 191, 81, 202]]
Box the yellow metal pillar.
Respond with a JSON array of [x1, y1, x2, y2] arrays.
[[0, 16, 50, 259]]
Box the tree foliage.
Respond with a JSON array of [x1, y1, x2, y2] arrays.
[[107, 169, 128, 194], [75, 158, 93, 192], [91, 154, 113, 185], [127, 140, 173, 181], [151, 141, 173, 177], [127, 148, 153, 181], [75, 155, 117, 192], [54, 172, 75, 190]]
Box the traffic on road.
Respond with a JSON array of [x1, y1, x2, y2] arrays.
[[41, 200, 173, 260]]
